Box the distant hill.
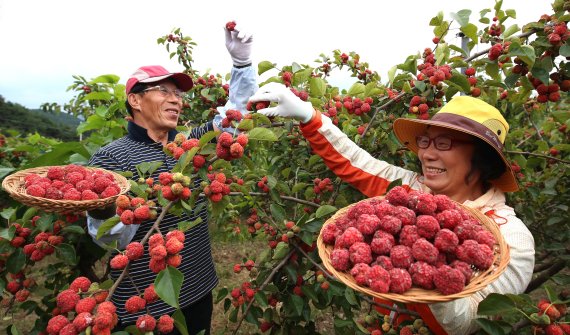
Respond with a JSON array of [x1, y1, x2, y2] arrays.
[[0, 95, 80, 141]]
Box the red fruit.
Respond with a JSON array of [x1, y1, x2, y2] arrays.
[[549, 33, 562, 45], [46, 166, 65, 181], [70, 276, 91, 293], [432, 36, 440, 44], [110, 254, 129, 269], [545, 325, 563, 335], [150, 245, 167, 260], [389, 268, 412, 294], [390, 245, 413, 269], [120, 210, 135, 225], [236, 133, 249, 147], [233, 264, 242, 273], [144, 284, 159, 303], [73, 312, 93, 332], [157, 315, 175, 334], [244, 259, 255, 271], [465, 67, 476, 76], [133, 205, 150, 221], [57, 289, 81, 313], [366, 265, 391, 293], [15, 289, 30, 302], [166, 230, 185, 243], [126, 242, 144, 260], [226, 21, 236, 31], [81, 190, 99, 200], [549, 91, 561, 102], [218, 132, 233, 148], [471, 87, 481, 97], [230, 142, 244, 158], [47, 315, 70, 335], [166, 238, 184, 254], [433, 265, 465, 295], [26, 184, 46, 197], [549, 148, 559, 156], [125, 296, 146, 314], [149, 233, 165, 248], [75, 297, 97, 314], [136, 314, 156, 332], [193, 155, 206, 168]]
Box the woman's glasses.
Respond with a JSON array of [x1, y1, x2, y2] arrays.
[[415, 135, 472, 151]]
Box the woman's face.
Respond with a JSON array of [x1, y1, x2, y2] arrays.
[[417, 126, 483, 202]]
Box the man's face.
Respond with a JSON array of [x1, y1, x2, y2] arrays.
[[131, 80, 182, 132]]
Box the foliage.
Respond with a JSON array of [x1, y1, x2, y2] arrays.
[[0, 1, 569, 335]]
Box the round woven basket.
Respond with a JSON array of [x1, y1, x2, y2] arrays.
[[317, 196, 510, 304], [2, 166, 131, 214]]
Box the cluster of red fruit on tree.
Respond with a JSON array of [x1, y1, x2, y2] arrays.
[[342, 96, 373, 116], [110, 229, 184, 274], [165, 133, 201, 160], [487, 16, 502, 37], [256, 176, 270, 193], [46, 276, 174, 334], [115, 194, 157, 225], [153, 171, 192, 202], [464, 67, 482, 97], [531, 298, 569, 335], [544, 20, 569, 46], [230, 281, 258, 309], [203, 172, 232, 202], [220, 109, 243, 128], [530, 77, 562, 103], [358, 313, 429, 335], [323, 186, 495, 295], [24, 165, 121, 201], [282, 71, 293, 87], [4, 271, 35, 303], [216, 132, 248, 161]]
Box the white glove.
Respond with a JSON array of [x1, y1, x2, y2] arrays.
[[224, 22, 253, 66], [248, 83, 315, 123]]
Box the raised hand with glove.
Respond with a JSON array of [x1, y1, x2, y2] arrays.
[[224, 22, 253, 67], [248, 82, 315, 123], [214, 21, 258, 132]]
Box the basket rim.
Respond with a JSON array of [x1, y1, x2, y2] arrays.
[[317, 195, 511, 304], [1, 165, 131, 213]]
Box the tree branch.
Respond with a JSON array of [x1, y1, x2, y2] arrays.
[[506, 150, 570, 164], [525, 260, 567, 293]]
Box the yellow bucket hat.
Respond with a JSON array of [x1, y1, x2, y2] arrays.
[[393, 96, 518, 192]]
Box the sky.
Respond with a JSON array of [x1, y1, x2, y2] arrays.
[[0, 0, 553, 109]]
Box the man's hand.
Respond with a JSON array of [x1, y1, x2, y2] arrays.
[[224, 21, 253, 67], [248, 83, 315, 123]]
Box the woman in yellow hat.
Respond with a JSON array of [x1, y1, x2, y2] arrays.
[[249, 83, 535, 335]]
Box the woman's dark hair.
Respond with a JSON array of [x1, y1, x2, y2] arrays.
[[467, 138, 506, 190]]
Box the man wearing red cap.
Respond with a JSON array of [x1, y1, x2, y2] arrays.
[[86, 23, 257, 334]]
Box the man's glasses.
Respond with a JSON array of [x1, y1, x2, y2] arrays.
[[142, 85, 185, 99], [415, 135, 472, 151]]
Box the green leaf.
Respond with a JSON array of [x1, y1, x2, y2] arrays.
[[254, 291, 268, 307], [55, 244, 78, 265], [270, 204, 286, 224], [172, 309, 189, 335], [178, 218, 203, 232], [272, 242, 289, 260], [82, 91, 113, 101], [315, 205, 337, 218], [508, 43, 535, 68], [155, 266, 184, 309], [292, 182, 308, 193], [7, 248, 26, 273], [309, 77, 327, 97], [347, 82, 365, 96], [96, 217, 121, 240], [0, 167, 15, 180], [0, 208, 16, 220], [89, 74, 120, 84], [62, 225, 85, 235], [531, 56, 554, 86], [210, 196, 230, 218], [344, 288, 358, 306], [503, 24, 519, 38], [0, 226, 16, 240], [248, 128, 278, 142], [36, 214, 54, 232], [290, 295, 304, 316], [560, 44, 570, 57], [460, 23, 478, 43], [24, 142, 90, 168], [198, 131, 219, 147], [477, 293, 516, 315], [450, 9, 471, 27], [474, 318, 506, 335], [258, 61, 275, 75], [429, 11, 444, 26], [446, 71, 471, 92], [387, 65, 397, 86]]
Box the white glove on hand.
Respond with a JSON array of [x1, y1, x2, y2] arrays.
[[248, 83, 315, 123], [225, 23, 253, 66]]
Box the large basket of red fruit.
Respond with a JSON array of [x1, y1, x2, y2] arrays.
[[317, 186, 510, 304], [2, 165, 131, 214]]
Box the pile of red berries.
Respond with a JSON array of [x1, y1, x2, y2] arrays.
[[322, 186, 496, 295], [220, 109, 243, 128], [341, 96, 373, 116], [528, 76, 561, 103], [24, 165, 121, 201]]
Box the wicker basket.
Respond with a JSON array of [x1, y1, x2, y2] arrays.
[[317, 196, 510, 304], [2, 166, 131, 214]]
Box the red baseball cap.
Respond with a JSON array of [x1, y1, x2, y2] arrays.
[[125, 65, 193, 94]]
